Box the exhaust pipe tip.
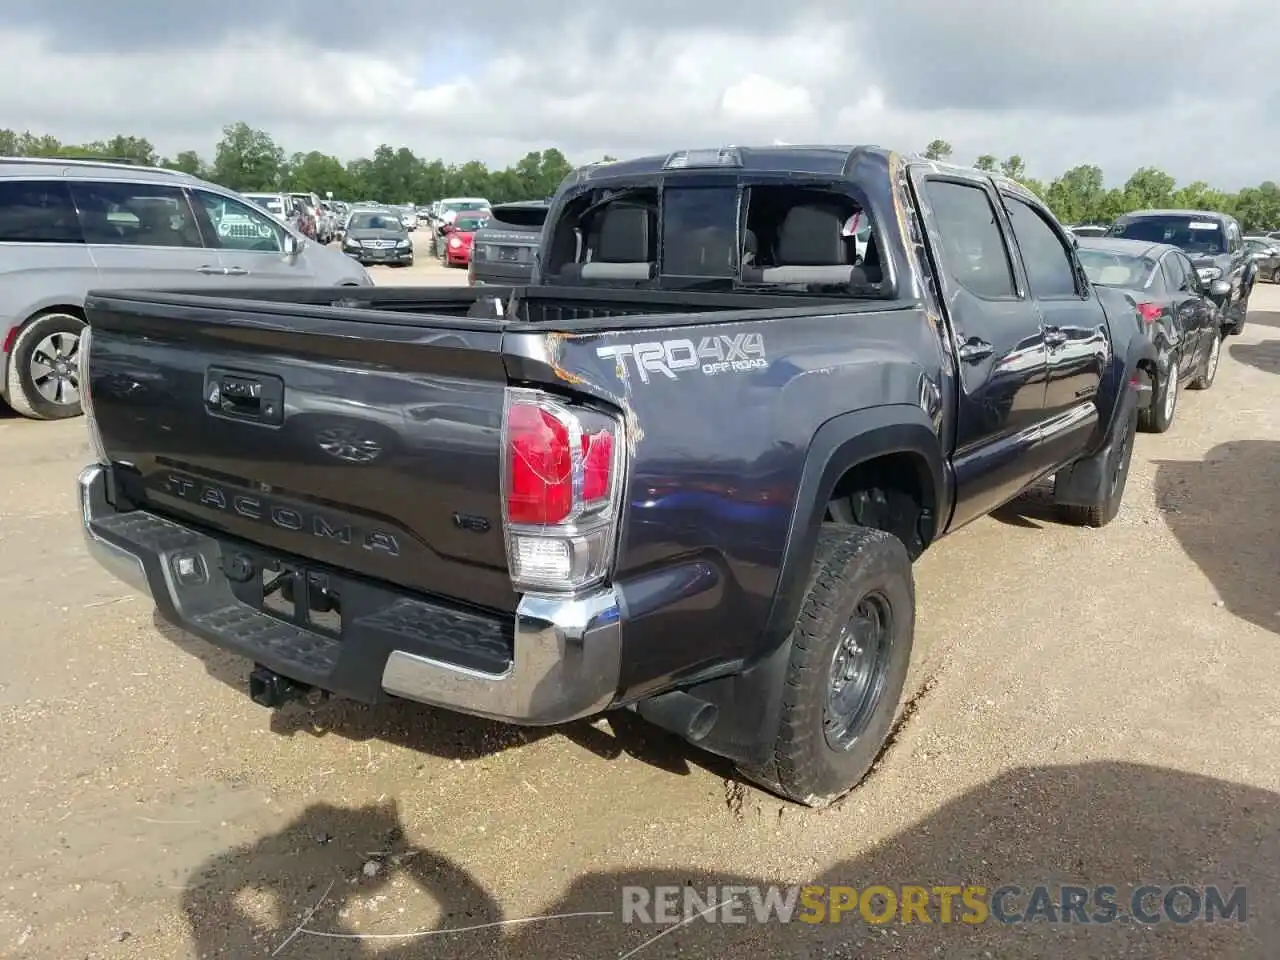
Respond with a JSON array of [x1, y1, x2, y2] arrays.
[[635, 690, 719, 743]]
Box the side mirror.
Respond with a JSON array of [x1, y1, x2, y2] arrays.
[[283, 233, 302, 259], [1209, 279, 1230, 298]]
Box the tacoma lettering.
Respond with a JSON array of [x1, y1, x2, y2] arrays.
[[162, 474, 399, 555]]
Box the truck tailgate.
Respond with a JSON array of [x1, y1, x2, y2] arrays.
[[86, 293, 518, 614]]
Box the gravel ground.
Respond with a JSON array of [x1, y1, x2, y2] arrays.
[[1, 280, 1278, 959]]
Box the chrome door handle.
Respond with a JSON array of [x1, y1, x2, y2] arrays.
[[197, 265, 225, 275], [224, 267, 248, 276], [957, 337, 993, 362]]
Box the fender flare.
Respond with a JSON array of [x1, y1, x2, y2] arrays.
[[687, 403, 947, 766], [762, 403, 947, 656]]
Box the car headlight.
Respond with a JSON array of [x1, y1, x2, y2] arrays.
[[1197, 266, 1222, 281], [449, 237, 462, 249], [345, 237, 362, 247], [397, 239, 410, 248]]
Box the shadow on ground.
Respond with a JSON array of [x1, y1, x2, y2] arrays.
[[1246, 309, 1280, 330], [1154, 440, 1280, 635], [181, 761, 1278, 959], [151, 612, 731, 777], [1229, 339, 1280, 375]]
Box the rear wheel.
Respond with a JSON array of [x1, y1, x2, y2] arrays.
[[738, 524, 914, 807], [1188, 331, 1221, 390], [1138, 364, 1177, 433], [5, 312, 85, 420]]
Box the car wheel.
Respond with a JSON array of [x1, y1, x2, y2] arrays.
[[1137, 363, 1177, 433], [1056, 400, 1137, 528], [1228, 289, 1250, 335], [5, 311, 85, 420], [1188, 332, 1221, 390], [738, 524, 914, 807], [1271, 265, 1280, 284]]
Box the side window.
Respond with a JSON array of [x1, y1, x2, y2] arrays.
[[1160, 254, 1186, 292], [192, 190, 284, 252], [0, 180, 82, 243], [1177, 253, 1201, 291], [1003, 197, 1079, 298], [1227, 222, 1241, 254], [68, 180, 202, 248], [921, 179, 1015, 299]]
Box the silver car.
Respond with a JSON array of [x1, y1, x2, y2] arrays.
[[0, 157, 373, 420]]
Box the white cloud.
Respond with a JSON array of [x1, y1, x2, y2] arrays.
[[0, 0, 1276, 190]]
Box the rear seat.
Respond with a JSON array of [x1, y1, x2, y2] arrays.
[[559, 205, 655, 281], [741, 205, 867, 285]]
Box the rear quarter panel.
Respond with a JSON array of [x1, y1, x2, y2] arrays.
[[508, 305, 948, 699]]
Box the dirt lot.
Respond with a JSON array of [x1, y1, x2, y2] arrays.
[[2, 276, 1279, 959]]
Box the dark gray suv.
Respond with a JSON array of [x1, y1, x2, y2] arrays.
[[0, 157, 373, 420]]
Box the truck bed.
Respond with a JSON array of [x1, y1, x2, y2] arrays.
[[87, 283, 873, 332]]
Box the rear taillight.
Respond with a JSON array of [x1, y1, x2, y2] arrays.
[[502, 387, 625, 593], [1136, 302, 1162, 324]]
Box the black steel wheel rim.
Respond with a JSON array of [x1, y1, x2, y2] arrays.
[[824, 592, 893, 751]]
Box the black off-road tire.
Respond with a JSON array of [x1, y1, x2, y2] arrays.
[[1188, 330, 1222, 391], [1056, 401, 1138, 528], [738, 524, 915, 807], [5, 311, 86, 421]]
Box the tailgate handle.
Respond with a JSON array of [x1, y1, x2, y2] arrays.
[[204, 368, 285, 426]]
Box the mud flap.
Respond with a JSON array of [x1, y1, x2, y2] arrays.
[[1052, 382, 1138, 508]]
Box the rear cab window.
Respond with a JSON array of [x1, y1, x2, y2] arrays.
[[541, 167, 889, 297]]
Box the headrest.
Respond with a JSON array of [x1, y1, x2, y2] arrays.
[[778, 205, 847, 265], [595, 205, 651, 263]]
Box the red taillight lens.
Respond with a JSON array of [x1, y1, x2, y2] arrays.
[[1136, 302, 1162, 324], [502, 389, 624, 593], [506, 403, 573, 525], [581, 430, 613, 503]]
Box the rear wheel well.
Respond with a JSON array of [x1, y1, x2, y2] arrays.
[[823, 452, 934, 560]]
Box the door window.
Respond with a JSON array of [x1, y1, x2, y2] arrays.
[[192, 190, 285, 252], [1003, 197, 1078, 298], [0, 180, 83, 243], [921, 179, 1015, 299], [1160, 254, 1188, 293], [69, 180, 202, 247]]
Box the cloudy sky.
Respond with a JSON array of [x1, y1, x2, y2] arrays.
[[2, 0, 1275, 189]]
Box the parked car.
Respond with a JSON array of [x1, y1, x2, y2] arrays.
[[290, 192, 334, 243], [341, 209, 414, 267], [76, 145, 1153, 807], [429, 197, 492, 255], [0, 157, 372, 420], [469, 200, 548, 285], [1069, 224, 1110, 238], [1077, 237, 1224, 432], [440, 210, 489, 267], [1244, 235, 1280, 283], [1106, 209, 1254, 336], [242, 192, 309, 239], [397, 205, 417, 232]]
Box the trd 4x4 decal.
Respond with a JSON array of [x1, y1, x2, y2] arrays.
[[596, 333, 766, 383]]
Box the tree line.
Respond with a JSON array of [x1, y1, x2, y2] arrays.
[[2, 124, 1277, 231]]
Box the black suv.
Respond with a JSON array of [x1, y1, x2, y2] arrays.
[[1107, 209, 1255, 335], [468, 200, 549, 285]]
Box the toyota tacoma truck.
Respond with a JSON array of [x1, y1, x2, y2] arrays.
[[77, 146, 1155, 806]]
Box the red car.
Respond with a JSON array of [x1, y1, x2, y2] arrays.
[[442, 210, 490, 267]]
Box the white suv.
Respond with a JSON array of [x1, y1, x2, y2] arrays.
[[0, 157, 372, 420]]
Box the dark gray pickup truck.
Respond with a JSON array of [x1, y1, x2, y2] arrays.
[[77, 145, 1161, 806]]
